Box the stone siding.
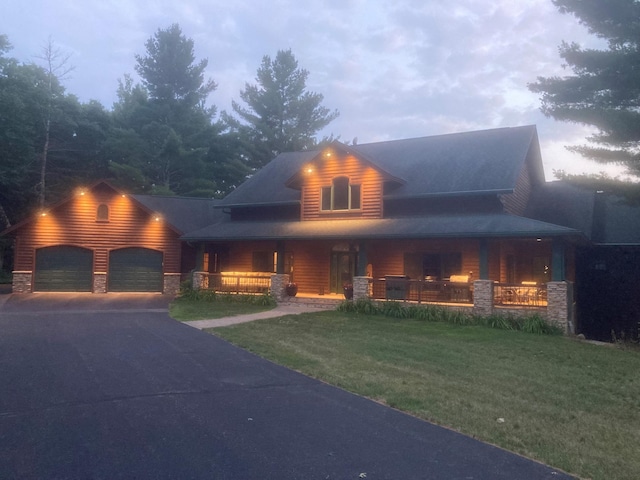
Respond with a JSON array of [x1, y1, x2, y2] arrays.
[[163, 274, 181, 296], [353, 276, 371, 301], [270, 274, 290, 302], [472, 280, 494, 316], [93, 273, 107, 293], [546, 281, 574, 333], [192, 271, 208, 290], [12, 271, 32, 293]]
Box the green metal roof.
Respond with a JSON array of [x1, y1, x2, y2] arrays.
[[181, 213, 582, 242], [217, 125, 541, 208], [131, 195, 222, 235]]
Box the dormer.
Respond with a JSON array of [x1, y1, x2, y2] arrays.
[[286, 142, 405, 221]]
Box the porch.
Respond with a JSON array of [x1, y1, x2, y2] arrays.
[[190, 235, 574, 332], [192, 271, 570, 331]]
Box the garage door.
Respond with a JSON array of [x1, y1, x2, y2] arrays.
[[108, 248, 163, 292], [34, 246, 93, 292]]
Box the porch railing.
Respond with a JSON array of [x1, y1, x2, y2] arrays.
[[494, 283, 547, 307], [370, 277, 473, 304], [202, 272, 271, 295]]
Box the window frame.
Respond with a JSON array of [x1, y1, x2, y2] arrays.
[[96, 204, 109, 222], [320, 176, 361, 212]]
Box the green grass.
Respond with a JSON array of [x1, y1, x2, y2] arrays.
[[210, 311, 640, 480], [169, 296, 276, 321]]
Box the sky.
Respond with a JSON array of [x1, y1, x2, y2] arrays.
[[2, 0, 629, 181]]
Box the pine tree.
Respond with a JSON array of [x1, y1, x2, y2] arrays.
[[226, 49, 339, 169], [529, 0, 640, 176]]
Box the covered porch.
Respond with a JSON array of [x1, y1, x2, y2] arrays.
[[190, 235, 576, 332]]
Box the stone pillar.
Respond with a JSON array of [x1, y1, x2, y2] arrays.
[[473, 280, 494, 316], [270, 274, 290, 302], [353, 276, 371, 301], [192, 271, 208, 290], [163, 273, 181, 296], [12, 271, 32, 293], [93, 273, 107, 293], [546, 281, 573, 333]]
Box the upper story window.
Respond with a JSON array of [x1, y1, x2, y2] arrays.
[[321, 176, 361, 211], [96, 204, 109, 222]]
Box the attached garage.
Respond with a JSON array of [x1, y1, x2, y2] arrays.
[[108, 247, 163, 292], [3, 181, 200, 295], [34, 246, 93, 292]]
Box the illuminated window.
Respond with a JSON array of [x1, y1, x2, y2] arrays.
[[96, 204, 109, 222], [321, 176, 361, 211]]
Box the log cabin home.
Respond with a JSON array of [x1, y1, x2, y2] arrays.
[[3, 125, 640, 339]]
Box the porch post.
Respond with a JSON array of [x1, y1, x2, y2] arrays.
[[479, 239, 489, 280], [276, 241, 285, 275], [473, 280, 494, 316], [546, 281, 574, 334], [196, 242, 206, 271], [551, 238, 565, 281], [357, 242, 367, 276]]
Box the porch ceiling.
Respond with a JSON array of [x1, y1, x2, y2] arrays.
[[181, 213, 583, 242]]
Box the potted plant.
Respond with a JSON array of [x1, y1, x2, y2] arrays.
[[343, 283, 353, 300], [285, 282, 298, 297]]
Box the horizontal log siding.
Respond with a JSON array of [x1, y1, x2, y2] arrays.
[[366, 239, 482, 280], [13, 185, 181, 273], [226, 241, 276, 272], [500, 159, 533, 216], [289, 241, 331, 294], [301, 154, 384, 220]]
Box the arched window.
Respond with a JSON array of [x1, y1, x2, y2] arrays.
[[321, 176, 361, 211], [96, 204, 109, 222]]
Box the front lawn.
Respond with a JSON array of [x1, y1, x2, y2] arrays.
[[169, 294, 276, 321], [210, 312, 640, 480]]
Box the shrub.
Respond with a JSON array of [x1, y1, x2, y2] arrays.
[[522, 314, 563, 335]]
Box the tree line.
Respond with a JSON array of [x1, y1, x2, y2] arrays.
[[3, 0, 640, 231], [0, 24, 339, 228]]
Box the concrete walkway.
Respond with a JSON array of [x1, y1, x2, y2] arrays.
[[183, 303, 328, 329]]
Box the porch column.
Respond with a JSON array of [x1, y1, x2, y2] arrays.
[[473, 280, 494, 316], [270, 274, 290, 303], [546, 281, 574, 334], [353, 276, 371, 301], [357, 242, 367, 276], [551, 238, 565, 281], [479, 239, 489, 280], [192, 271, 208, 290], [196, 242, 206, 271], [276, 241, 285, 275]]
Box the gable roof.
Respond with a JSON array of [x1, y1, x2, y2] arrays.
[[217, 125, 542, 208], [353, 125, 541, 198], [0, 181, 217, 237], [594, 193, 640, 245], [131, 195, 221, 235], [526, 181, 596, 240]]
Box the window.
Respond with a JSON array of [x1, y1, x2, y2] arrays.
[[321, 176, 361, 211], [252, 251, 275, 272], [96, 204, 109, 222]]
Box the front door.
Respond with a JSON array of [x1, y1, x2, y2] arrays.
[[330, 252, 356, 294]]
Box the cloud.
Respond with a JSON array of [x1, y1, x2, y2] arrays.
[[2, 0, 620, 179]]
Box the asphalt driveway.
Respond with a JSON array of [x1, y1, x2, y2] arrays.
[[0, 294, 574, 479]]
